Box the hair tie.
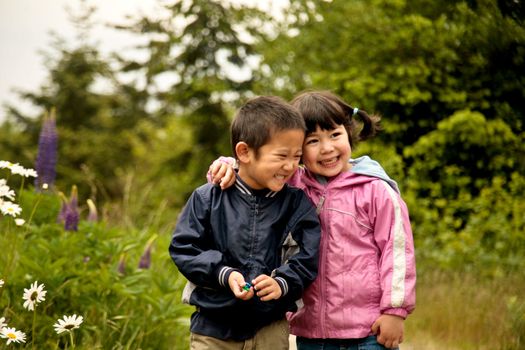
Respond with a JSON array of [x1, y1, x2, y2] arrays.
[[352, 107, 359, 116]]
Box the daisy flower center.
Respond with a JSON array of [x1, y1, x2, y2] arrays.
[[65, 324, 75, 330], [7, 333, 16, 339], [31, 292, 38, 301]]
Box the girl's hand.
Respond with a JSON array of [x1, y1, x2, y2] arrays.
[[252, 275, 282, 301], [371, 314, 404, 349], [208, 158, 236, 189], [228, 271, 254, 300]]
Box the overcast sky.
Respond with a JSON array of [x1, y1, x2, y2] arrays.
[[0, 0, 286, 119], [0, 0, 169, 116]]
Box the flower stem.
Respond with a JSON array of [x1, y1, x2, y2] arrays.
[[17, 177, 26, 203], [32, 308, 37, 350], [26, 191, 44, 227], [0, 220, 17, 301], [69, 331, 75, 349]]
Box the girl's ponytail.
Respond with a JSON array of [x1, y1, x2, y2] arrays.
[[351, 107, 382, 142]]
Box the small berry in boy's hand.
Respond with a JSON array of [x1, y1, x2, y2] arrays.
[[243, 282, 252, 291]]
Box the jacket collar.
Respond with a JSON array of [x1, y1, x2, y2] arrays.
[[234, 173, 279, 198]]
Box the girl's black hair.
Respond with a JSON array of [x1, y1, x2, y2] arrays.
[[291, 90, 381, 148]]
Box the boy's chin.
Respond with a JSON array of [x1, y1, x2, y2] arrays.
[[268, 182, 286, 192]]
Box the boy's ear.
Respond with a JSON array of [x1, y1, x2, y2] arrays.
[[235, 142, 251, 163]]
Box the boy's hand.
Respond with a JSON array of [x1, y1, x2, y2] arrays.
[[208, 159, 236, 189], [252, 275, 282, 301], [371, 314, 404, 349], [228, 271, 254, 300]]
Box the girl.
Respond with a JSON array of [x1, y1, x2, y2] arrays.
[[209, 91, 416, 350]]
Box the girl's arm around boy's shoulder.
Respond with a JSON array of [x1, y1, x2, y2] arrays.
[[369, 180, 416, 318], [169, 184, 237, 290], [272, 189, 321, 301]]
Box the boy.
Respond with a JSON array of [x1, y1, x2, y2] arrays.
[[170, 96, 321, 349]]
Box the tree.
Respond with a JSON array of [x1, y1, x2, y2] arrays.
[[1, 3, 148, 201], [260, 0, 525, 148], [116, 0, 272, 203]]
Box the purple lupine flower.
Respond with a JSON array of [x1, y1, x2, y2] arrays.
[[34, 111, 58, 190], [64, 186, 79, 231], [58, 186, 80, 231], [138, 243, 152, 269]]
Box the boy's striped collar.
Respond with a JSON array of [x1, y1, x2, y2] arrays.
[[234, 174, 278, 197]]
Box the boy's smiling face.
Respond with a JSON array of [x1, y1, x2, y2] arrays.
[[237, 129, 304, 192]]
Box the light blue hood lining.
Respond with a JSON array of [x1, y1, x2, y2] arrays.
[[350, 156, 400, 194]]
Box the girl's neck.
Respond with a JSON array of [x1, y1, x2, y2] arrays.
[[312, 164, 353, 184]]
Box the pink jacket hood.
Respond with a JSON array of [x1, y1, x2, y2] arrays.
[[287, 164, 416, 339]]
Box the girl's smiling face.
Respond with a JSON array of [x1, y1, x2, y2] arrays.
[[302, 124, 352, 178]]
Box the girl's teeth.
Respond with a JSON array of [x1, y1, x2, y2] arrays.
[[321, 158, 337, 166]]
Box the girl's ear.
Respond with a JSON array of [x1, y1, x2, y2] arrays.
[[235, 142, 251, 163]]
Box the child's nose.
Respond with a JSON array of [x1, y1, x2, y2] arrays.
[[320, 141, 334, 153], [283, 159, 296, 171]]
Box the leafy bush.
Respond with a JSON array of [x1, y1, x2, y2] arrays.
[[1, 182, 192, 349]]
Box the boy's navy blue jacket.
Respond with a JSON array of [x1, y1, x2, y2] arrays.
[[170, 176, 321, 341]]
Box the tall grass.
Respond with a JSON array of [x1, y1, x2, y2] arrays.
[[405, 269, 525, 350]]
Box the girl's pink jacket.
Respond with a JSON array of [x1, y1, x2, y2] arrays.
[[287, 166, 416, 339]]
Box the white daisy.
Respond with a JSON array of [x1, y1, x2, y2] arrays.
[[0, 182, 15, 200], [0, 327, 26, 345], [0, 201, 22, 217], [0, 316, 6, 329], [0, 161, 14, 169], [8, 164, 25, 176], [22, 281, 47, 311], [0, 279, 4, 288], [14, 218, 25, 226], [53, 314, 84, 334], [21, 168, 37, 178]]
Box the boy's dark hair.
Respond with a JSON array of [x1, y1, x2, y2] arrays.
[[291, 90, 381, 148], [231, 96, 306, 157]]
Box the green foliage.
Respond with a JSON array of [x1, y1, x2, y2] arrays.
[[263, 0, 525, 146], [402, 110, 525, 274], [404, 110, 520, 197], [1, 193, 192, 349]]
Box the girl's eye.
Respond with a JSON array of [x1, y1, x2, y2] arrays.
[[330, 132, 342, 138]]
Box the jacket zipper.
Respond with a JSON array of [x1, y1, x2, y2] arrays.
[[250, 198, 259, 259], [317, 192, 327, 337]]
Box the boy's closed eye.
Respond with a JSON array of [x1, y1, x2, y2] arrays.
[[305, 138, 319, 145]]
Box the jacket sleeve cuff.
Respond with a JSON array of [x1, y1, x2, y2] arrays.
[[274, 276, 289, 297], [217, 266, 239, 287], [382, 308, 408, 319]]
